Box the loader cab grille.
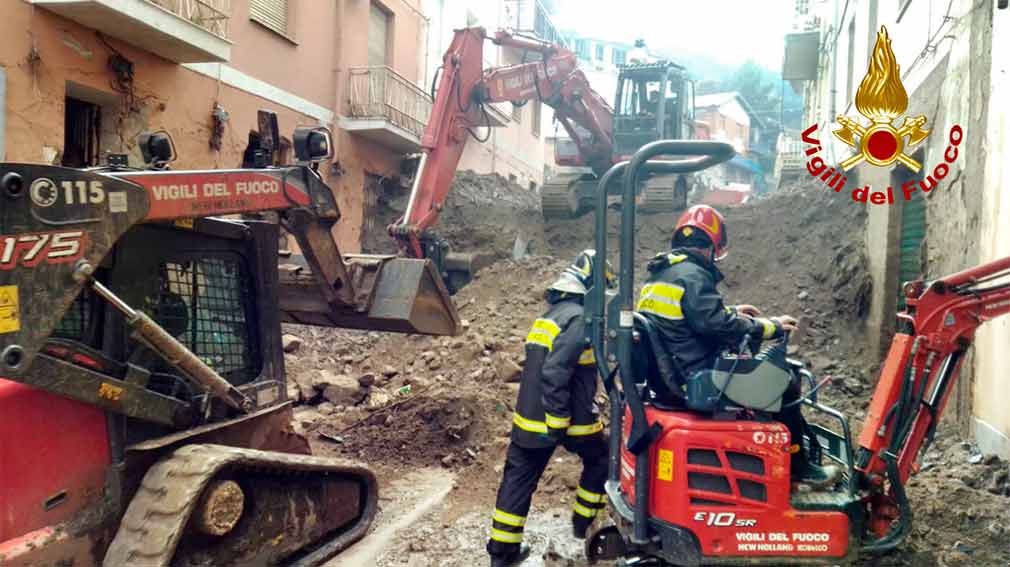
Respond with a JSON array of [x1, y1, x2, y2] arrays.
[[140, 255, 260, 385], [53, 289, 93, 341]]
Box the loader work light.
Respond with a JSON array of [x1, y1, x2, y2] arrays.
[[293, 127, 333, 163], [139, 131, 177, 168]]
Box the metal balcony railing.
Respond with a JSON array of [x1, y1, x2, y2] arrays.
[[347, 66, 433, 139], [145, 0, 231, 40], [502, 0, 567, 47]]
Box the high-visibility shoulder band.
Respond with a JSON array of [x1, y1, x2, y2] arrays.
[[493, 508, 526, 527], [573, 501, 598, 519], [531, 318, 561, 337], [567, 421, 604, 436], [490, 528, 524, 543], [578, 348, 596, 366], [577, 486, 605, 504], [637, 282, 685, 320], [666, 253, 688, 265], [640, 282, 685, 301], [525, 318, 561, 350], [545, 413, 571, 429], [525, 330, 554, 350], [513, 413, 548, 434], [759, 318, 775, 339]]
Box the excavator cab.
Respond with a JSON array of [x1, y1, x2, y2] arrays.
[[613, 62, 695, 160]]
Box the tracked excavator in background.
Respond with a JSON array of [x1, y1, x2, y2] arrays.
[[0, 113, 459, 566], [391, 27, 697, 293], [581, 140, 1010, 566]]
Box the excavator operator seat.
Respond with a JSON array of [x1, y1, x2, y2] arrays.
[[631, 313, 687, 410]]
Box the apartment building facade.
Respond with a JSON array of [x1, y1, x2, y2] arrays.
[[419, 0, 553, 192], [800, 0, 1010, 456], [1, 0, 432, 254]]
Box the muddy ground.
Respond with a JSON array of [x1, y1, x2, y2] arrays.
[[284, 172, 1009, 567]]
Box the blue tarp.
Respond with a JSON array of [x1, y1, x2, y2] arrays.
[[727, 155, 768, 194]]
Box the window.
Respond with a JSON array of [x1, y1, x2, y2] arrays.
[[63, 97, 101, 167], [532, 99, 542, 138], [575, 39, 589, 59], [595, 44, 604, 61], [613, 49, 627, 66], [250, 0, 293, 39], [369, 2, 391, 67]]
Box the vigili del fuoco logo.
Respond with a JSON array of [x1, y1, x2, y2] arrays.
[[801, 26, 963, 205]]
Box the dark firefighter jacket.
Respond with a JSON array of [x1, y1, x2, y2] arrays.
[[637, 248, 785, 381], [511, 298, 603, 449]]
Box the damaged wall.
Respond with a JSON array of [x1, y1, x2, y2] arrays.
[[809, 0, 1006, 451], [1, 2, 350, 236]]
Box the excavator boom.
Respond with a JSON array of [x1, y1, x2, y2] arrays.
[[392, 27, 617, 280]]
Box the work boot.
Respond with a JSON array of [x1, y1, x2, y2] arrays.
[[792, 459, 841, 489], [490, 543, 531, 567], [572, 512, 594, 539]]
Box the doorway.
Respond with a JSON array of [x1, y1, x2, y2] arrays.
[[62, 97, 102, 167]]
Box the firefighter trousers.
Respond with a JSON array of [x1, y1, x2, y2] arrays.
[[486, 433, 608, 558]]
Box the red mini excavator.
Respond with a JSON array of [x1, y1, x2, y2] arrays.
[[0, 115, 458, 566], [583, 140, 1010, 566]]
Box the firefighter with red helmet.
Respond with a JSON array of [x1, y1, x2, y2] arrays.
[[637, 205, 839, 486], [486, 250, 616, 567]]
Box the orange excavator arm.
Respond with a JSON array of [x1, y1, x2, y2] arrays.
[[390, 28, 615, 268], [856, 255, 1010, 550]]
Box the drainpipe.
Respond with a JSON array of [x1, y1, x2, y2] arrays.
[[333, 1, 344, 129], [829, 0, 840, 121]]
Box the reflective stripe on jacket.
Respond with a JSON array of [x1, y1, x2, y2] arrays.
[[511, 298, 603, 448]]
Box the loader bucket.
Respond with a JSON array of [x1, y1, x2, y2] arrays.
[[279, 255, 461, 336]]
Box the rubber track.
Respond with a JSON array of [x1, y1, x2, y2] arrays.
[[638, 175, 686, 214], [541, 181, 576, 219], [102, 444, 376, 567]]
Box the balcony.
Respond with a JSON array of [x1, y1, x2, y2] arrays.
[[501, 0, 567, 48], [29, 0, 231, 63], [341, 66, 433, 153]]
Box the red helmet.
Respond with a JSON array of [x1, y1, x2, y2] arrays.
[[674, 205, 729, 261]]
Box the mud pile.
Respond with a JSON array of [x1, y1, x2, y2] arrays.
[[360, 169, 546, 264]]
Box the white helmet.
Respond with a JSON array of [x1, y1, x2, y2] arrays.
[[547, 250, 617, 295]]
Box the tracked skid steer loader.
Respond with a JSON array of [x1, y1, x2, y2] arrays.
[[0, 114, 459, 566]]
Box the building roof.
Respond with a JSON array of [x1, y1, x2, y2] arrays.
[[695, 91, 766, 130]]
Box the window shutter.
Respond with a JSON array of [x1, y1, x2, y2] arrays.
[[368, 4, 389, 67], [250, 0, 289, 37]]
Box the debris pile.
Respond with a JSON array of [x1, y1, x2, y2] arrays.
[[284, 172, 1007, 566]]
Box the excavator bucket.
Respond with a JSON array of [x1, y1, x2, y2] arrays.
[[278, 254, 461, 336]]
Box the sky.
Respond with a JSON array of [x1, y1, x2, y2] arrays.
[[552, 0, 797, 70]]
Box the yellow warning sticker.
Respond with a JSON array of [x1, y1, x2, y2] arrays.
[[0, 286, 20, 334], [98, 383, 124, 402], [657, 449, 674, 482]]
